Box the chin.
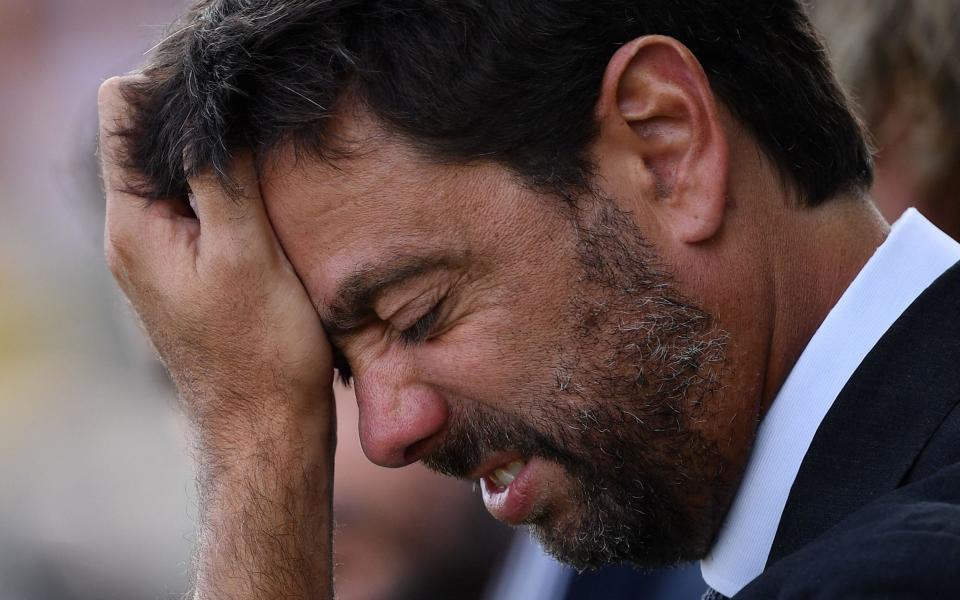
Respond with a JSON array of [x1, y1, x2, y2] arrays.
[[523, 475, 718, 571]]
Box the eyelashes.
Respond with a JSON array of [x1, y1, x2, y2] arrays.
[[333, 302, 444, 384], [398, 304, 441, 346]]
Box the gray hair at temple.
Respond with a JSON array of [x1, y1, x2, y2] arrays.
[[810, 0, 960, 237]]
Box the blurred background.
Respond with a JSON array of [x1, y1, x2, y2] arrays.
[[1, 1, 957, 599], [0, 1, 509, 598], [0, 1, 193, 598]]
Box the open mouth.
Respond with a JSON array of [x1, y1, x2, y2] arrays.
[[476, 456, 541, 525], [484, 459, 526, 490]]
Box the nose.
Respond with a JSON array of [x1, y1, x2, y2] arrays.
[[353, 368, 449, 468]]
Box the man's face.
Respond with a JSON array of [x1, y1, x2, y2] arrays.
[[262, 116, 739, 568]]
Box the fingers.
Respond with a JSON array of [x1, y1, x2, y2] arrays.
[[100, 75, 157, 284], [99, 75, 193, 287], [98, 75, 133, 191], [188, 153, 279, 254], [99, 73, 278, 286], [99, 76, 147, 235]]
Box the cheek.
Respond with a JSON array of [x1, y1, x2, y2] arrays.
[[414, 177, 583, 407], [417, 270, 576, 410]]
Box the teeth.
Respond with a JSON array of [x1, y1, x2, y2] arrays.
[[490, 460, 525, 488]]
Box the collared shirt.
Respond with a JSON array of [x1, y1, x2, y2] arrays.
[[701, 209, 960, 597], [484, 529, 573, 600]]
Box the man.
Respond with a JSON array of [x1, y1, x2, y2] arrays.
[[97, 1, 960, 597]]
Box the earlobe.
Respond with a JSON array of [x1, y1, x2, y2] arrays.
[[597, 36, 729, 244]]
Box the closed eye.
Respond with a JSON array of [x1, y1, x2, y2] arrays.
[[399, 304, 441, 346], [334, 301, 445, 385]]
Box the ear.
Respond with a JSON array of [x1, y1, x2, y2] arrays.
[[595, 35, 729, 244]]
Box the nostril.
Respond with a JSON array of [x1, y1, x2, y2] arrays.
[[355, 379, 450, 467], [403, 432, 445, 465]]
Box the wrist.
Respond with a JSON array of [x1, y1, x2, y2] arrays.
[[191, 396, 336, 599], [193, 394, 336, 485]]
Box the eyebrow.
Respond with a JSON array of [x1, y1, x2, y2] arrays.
[[319, 253, 458, 339]]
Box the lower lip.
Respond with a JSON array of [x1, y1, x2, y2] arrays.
[[480, 459, 540, 525]]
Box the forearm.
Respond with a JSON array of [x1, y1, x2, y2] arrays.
[[99, 74, 339, 600], [192, 408, 335, 600]]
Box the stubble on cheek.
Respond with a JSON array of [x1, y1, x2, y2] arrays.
[[426, 194, 736, 569], [515, 198, 734, 568]]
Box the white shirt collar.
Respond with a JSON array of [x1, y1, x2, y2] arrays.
[[700, 209, 960, 597]]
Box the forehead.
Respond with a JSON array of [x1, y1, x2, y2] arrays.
[[258, 114, 554, 306]]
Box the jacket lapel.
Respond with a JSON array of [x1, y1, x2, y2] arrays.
[[767, 261, 960, 566]]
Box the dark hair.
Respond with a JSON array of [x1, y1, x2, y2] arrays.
[[119, 0, 872, 205]]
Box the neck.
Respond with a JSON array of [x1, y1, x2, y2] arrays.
[[759, 195, 889, 415]]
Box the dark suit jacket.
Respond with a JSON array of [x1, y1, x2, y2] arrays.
[[735, 261, 960, 598]]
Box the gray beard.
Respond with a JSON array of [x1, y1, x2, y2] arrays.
[[426, 196, 730, 569]]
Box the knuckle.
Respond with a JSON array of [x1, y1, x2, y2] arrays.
[[103, 243, 120, 275], [97, 77, 129, 127], [98, 74, 144, 111], [103, 229, 134, 277], [97, 76, 123, 107]]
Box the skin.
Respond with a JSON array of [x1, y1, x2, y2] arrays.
[[333, 383, 508, 600], [101, 81, 335, 598], [100, 36, 888, 598]]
